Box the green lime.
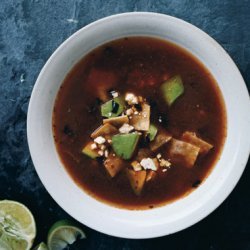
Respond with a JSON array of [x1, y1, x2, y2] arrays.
[[47, 220, 86, 250], [0, 200, 36, 250], [33, 242, 48, 250]]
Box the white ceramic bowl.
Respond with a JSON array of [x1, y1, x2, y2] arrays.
[[27, 12, 250, 238]]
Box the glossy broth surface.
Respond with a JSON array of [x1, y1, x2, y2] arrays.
[[53, 37, 226, 209]]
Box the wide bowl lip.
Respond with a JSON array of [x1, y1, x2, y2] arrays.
[[27, 12, 250, 239]]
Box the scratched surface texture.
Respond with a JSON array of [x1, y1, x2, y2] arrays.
[[0, 0, 250, 249]]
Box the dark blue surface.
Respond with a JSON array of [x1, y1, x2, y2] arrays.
[[0, 1, 250, 249]]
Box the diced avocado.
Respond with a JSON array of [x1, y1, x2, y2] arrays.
[[111, 133, 140, 160], [148, 124, 158, 141], [161, 75, 184, 106], [81, 142, 99, 159], [101, 97, 125, 118]]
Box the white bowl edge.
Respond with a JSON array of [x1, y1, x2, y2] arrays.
[[27, 12, 250, 239]]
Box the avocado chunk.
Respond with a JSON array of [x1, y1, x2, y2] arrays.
[[148, 124, 158, 141], [101, 97, 125, 118], [111, 133, 140, 160], [161, 75, 184, 106], [81, 142, 99, 159]]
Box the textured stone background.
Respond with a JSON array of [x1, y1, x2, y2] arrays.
[[0, 0, 250, 249]]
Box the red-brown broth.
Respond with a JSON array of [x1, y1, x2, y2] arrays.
[[53, 37, 227, 209]]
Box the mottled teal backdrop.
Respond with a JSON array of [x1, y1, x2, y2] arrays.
[[0, 0, 249, 249]]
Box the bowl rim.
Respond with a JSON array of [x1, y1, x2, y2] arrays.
[[27, 12, 250, 239]]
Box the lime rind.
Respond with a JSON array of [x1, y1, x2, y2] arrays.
[[33, 242, 48, 250], [47, 220, 85, 250], [0, 200, 36, 250]]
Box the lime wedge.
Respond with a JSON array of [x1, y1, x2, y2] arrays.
[[0, 200, 36, 250], [47, 220, 86, 250], [33, 242, 48, 250]]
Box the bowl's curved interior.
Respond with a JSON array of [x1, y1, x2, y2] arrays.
[[27, 12, 250, 239]]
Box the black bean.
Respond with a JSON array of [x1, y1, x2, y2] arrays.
[[192, 180, 201, 188], [139, 136, 150, 148], [104, 46, 114, 56], [148, 98, 158, 109], [63, 125, 74, 136], [158, 113, 168, 126], [86, 105, 97, 113], [111, 100, 119, 113], [95, 98, 103, 105], [145, 134, 151, 143], [107, 88, 116, 98], [134, 103, 142, 111], [87, 98, 103, 113], [108, 88, 115, 93], [96, 157, 105, 164]]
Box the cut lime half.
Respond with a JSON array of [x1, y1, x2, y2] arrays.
[[47, 220, 86, 250], [0, 200, 36, 250], [33, 242, 48, 250]]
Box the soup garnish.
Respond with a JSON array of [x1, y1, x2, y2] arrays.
[[81, 83, 213, 195]]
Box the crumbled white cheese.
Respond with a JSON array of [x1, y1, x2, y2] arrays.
[[91, 143, 97, 150], [126, 108, 133, 116], [98, 150, 104, 156], [131, 161, 142, 171], [111, 91, 119, 98], [140, 158, 158, 171], [104, 150, 109, 158], [134, 165, 142, 171], [119, 123, 134, 134], [107, 139, 112, 144], [134, 111, 139, 115], [156, 153, 162, 159], [162, 169, 167, 172], [100, 145, 106, 150], [159, 159, 171, 168], [125, 93, 138, 105], [94, 136, 106, 144]]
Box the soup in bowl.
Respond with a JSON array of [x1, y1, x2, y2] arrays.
[[53, 37, 226, 209], [27, 13, 250, 238]]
